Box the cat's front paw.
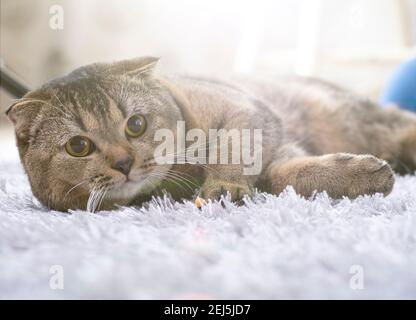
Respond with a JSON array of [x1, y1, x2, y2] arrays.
[[200, 180, 252, 202], [334, 153, 395, 197]]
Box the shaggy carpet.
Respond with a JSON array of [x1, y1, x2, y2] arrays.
[[0, 136, 415, 299]]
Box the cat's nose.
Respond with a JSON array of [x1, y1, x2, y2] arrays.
[[112, 156, 133, 176]]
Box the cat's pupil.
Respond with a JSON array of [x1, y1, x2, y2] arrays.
[[71, 137, 87, 153], [127, 116, 142, 132]]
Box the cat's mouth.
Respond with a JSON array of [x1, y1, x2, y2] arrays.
[[123, 175, 146, 186], [120, 161, 162, 186], [105, 167, 162, 200]]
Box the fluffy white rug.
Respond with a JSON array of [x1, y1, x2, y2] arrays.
[[1, 136, 415, 299]]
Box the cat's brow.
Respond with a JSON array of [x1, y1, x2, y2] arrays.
[[67, 93, 87, 131], [94, 83, 126, 123], [63, 81, 125, 131]]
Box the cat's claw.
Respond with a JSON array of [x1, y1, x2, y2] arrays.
[[194, 196, 207, 208]]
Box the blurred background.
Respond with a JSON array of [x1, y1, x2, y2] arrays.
[[1, 0, 416, 139]]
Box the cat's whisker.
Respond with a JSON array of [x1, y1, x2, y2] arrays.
[[167, 168, 201, 183], [163, 173, 196, 193], [140, 161, 200, 184], [147, 171, 190, 194], [86, 186, 98, 213], [164, 170, 200, 193], [90, 188, 103, 213], [97, 185, 110, 211], [86, 189, 95, 213], [86, 177, 109, 213], [165, 170, 199, 191], [150, 166, 193, 185], [63, 179, 90, 201], [143, 177, 159, 193], [97, 184, 110, 210], [140, 173, 163, 193]]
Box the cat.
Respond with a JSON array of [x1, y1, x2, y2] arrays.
[[6, 56, 416, 212]]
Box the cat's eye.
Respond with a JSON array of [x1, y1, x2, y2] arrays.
[[65, 136, 94, 157], [125, 114, 146, 138]]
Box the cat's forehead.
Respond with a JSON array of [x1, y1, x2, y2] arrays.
[[44, 74, 154, 130], [35, 63, 171, 137], [46, 81, 121, 130]]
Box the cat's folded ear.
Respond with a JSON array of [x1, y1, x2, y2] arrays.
[[5, 91, 48, 144], [109, 56, 160, 77]]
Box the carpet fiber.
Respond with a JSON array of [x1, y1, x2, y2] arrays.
[[1, 142, 416, 299]]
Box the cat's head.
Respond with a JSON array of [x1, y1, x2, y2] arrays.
[[6, 57, 188, 211]]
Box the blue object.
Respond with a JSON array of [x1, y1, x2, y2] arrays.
[[380, 58, 416, 112]]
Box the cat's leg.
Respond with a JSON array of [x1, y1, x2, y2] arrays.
[[394, 126, 416, 174], [266, 153, 395, 198]]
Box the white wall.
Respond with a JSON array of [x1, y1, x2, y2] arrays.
[[1, 0, 415, 100]]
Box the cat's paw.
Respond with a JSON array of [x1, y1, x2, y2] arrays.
[[334, 153, 395, 197], [200, 180, 252, 202]]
